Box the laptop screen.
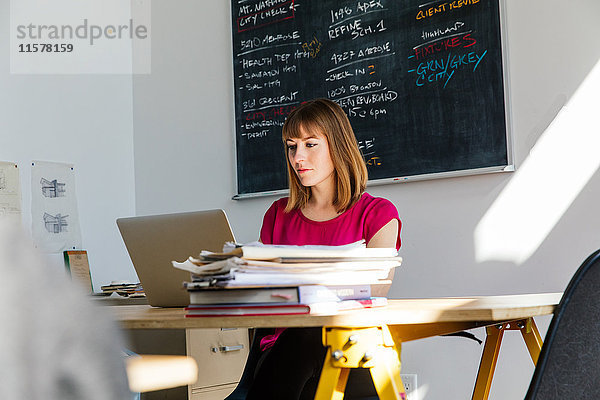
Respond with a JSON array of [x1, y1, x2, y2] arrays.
[[117, 210, 235, 307]]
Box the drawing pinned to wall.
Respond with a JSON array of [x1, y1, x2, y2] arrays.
[[40, 178, 66, 198], [0, 161, 22, 225], [43, 212, 69, 233], [31, 161, 82, 253]]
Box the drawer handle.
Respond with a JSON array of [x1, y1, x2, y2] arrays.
[[211, 344, 244, 353]]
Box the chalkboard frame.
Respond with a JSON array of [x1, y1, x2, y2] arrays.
[[230, 0, 514, 200]]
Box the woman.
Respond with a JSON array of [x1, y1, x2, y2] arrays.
[[247, 98, 401, 399]]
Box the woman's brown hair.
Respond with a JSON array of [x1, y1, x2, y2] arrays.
[[282, 98, 368, 213]]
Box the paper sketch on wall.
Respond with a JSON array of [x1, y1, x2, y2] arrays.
[[43, 212, 69, 233], [0, 161, 22, 224], [40, 178, 66, 198], [31, 161, 82, 253]]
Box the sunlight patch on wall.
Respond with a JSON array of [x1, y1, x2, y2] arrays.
[[475, 60, 600, 265]]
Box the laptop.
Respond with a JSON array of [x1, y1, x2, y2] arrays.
[[117, 209, 236, 307]]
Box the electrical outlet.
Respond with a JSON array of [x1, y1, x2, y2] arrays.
[[400, 374, 418, 399]]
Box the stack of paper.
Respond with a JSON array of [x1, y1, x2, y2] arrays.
[[99, 281, 145, 298], [172, 240, 401, 286], [172, 241, 401, 316]]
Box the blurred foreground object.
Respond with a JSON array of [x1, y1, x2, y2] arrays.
[[125, 354, 198, 393], [0, 220, 131, 399]]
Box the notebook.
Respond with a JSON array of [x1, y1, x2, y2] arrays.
[[116, 209, 236, 307]]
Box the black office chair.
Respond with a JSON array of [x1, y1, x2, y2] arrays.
[[525, 248, 600, 399], [225, 328, 379, 400]]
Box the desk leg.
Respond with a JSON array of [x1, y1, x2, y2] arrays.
[[314, 359, 349, 400], [519, 318, 543, 365], [472, 325, 504, 400], [472, 318, 543, 400], [314, 326, 406, 400], [370, 346, 406, 400]]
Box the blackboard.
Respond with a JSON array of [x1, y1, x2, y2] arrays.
[[231, 0, 511, 198]]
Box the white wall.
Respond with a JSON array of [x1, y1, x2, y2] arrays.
[[0, 0, 138, 291], [130, 0, 599, 399]]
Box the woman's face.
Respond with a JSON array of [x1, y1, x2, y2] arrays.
[[286, 125, 335, 190]]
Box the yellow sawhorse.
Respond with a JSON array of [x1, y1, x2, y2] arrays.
[[313, 317, 543, 400], [315, 326, 407, 400], [472, 317, 542, 400]]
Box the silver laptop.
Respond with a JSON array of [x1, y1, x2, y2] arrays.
[[117, 210, 236, 307]]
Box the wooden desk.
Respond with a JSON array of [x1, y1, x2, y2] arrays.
[[109, 293, 562, 400]]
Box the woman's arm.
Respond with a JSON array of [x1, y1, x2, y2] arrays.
[[366, 219, 399, 248], [366, 219, 399, 297]]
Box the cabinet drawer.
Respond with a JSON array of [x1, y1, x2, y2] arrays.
[[186, 328, 249, 390]]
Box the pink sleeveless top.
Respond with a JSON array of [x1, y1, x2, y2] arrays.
[[258, 193, 401, 351]]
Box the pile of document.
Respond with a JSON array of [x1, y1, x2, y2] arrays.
[[99, 281, 145, 298], [171, 241, 402, 317], [172, 240, 401, 286]]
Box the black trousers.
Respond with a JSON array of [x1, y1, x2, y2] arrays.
[[246, 327, 377, 400]]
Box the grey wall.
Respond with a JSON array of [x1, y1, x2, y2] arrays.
[[0, 0, 138, 291]]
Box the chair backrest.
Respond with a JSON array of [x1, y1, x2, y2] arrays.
[[525, 249, 600, 399]]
